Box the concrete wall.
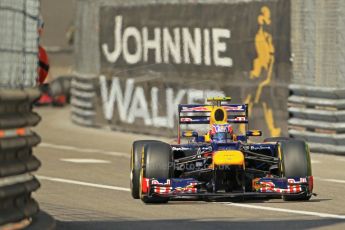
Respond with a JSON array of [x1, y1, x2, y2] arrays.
[[72, 0, 291, 138]]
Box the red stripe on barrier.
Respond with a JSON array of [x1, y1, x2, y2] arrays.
[[16, 128, 26, 136]]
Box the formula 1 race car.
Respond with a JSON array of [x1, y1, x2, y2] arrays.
[[130, 97, 314, 203]]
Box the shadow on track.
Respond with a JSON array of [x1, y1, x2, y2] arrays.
[[56, 218, 345, 230], [209, 197, 332, 204]]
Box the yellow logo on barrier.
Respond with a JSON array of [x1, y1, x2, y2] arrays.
[[250, 6, 274, 81], [241, 6, 281, 137]]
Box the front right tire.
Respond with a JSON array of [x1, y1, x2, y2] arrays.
[[140, 142, 174, 203], [130, 140, 159, 199]]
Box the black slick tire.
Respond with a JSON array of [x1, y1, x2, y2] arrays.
[[140, 142, 173, 204], [130, 140, 159, 199], [278, 140, 312, 201]]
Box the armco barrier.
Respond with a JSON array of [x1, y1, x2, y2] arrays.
[[0, 89, 54, 228], [288, 84, 345, 154], [70, 76, 97, 127]]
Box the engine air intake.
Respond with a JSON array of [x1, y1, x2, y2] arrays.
[[210, 106, 228, 125]]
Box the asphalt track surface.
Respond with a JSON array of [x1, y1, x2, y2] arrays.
[[33, 107, 345, 230]]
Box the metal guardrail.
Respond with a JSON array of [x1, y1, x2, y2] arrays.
[[0, 89, 42, 227], [288, 84, 345, 154], [70, 77, 97, 127]]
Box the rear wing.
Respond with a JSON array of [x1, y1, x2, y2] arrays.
[[178, 104, 249, 124], [176, 97, 249, 143]]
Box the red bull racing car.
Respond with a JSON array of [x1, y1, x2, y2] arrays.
[[130, 97, 314, 203]]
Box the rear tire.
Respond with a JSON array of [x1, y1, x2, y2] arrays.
[[140, 142, 173, 203], [278, 140, 312, 201], [130, 140, 159, 199]]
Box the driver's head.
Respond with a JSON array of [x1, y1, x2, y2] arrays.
[[210, 124, 233, 143]]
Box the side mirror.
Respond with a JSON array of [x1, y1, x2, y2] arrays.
[[246, 130, 262, 137], [182, 130, 198, 138]]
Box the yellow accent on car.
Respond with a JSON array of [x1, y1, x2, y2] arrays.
[[204, 133, 211, 142], [252, 178, 261, 191], [251, 130, 262, 136], [183, 131, 193, 137], [278, 143, 283, 175], [207, 96, 232, 102], [213, 150, 244, 166], [210, 106, 228, 125]]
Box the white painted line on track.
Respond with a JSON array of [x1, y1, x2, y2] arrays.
[[39, 142, 130, 158], [37, 175, 345, 220], [311, 160, 321, 164], [219, 202, 345, 219], [60, 158, 112, 164], [36, 175, 130, 192], [315, 177, 345, 184]]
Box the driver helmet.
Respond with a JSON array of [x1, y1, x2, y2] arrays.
[[210, 124, 233, 143]]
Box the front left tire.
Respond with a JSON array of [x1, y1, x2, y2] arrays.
[[278, 140, 313, 201]]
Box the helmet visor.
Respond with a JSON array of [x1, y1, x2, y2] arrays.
[[213, 132, 232, 143]]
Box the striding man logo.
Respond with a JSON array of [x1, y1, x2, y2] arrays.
[[241, 6, 281, 137], [250, 6, 275, 80]]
